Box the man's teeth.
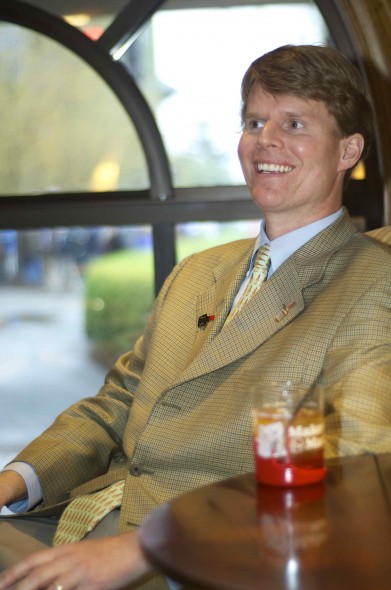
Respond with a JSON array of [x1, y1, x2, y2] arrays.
[[257, 163, 293, 173]]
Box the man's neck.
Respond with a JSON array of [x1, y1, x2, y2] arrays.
[[263, 205, 343, 240]]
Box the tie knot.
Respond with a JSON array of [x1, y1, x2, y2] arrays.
[[253, 243, 271, 273]]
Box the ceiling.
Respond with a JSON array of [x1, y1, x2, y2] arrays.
[[22, 0, 304, 18], [22, 0, 130, 17]]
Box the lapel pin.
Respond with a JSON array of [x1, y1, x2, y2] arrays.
[[274, 301, 297, 322], [197, 314, 215, 328]]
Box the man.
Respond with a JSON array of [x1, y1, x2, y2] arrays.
[[0, 44, 390, 590]]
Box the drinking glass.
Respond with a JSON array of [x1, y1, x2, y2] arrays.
[[252, 381, 326, 486]]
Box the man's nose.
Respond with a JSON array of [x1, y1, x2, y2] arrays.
[[256, 121, 282, 148]]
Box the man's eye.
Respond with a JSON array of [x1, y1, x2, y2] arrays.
[[289, 120, 304, 129], [246, 119, 264, 131]]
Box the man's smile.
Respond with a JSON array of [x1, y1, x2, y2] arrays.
[[256, 162, 294, 173]]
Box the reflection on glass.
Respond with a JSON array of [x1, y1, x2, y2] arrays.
[[256, 483, 328, 587]]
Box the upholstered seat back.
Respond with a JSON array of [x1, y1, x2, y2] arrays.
[[365, 226, 391, 246]]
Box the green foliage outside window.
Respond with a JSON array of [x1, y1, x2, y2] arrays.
[[85, 249, 154, 366]]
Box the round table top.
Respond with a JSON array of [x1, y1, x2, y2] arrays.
[[139, 454, 391, 590]]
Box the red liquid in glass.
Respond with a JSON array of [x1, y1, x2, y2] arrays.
[[253, 405, 326, 486]]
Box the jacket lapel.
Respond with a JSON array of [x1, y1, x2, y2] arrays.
[[186, 244, 254, 364], [171, 211, 356, 387], [177, 257, 305, 384]]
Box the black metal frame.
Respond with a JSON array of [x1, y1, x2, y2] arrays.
[[0, 0, 385, 292], [0, 187, 260, 228]]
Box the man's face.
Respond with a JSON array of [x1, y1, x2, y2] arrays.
[[238, 87, 358, 236]]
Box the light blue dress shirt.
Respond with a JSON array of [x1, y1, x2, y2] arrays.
[[232, 208, 343, 307], [3, 207, 343, 513]]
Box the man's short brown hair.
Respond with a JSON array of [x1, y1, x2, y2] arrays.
[[241, 44, 374, 161]]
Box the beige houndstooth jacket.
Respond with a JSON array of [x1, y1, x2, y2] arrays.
[[13, 210, 391, 535]]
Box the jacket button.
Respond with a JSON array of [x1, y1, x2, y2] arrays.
[[129, 464, 143, 476]]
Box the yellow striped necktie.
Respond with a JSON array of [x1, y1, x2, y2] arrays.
[[52, 479, 125, 546], [225, 243, 270, 324]]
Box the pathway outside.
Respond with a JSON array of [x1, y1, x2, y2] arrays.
[[0, 284, 107, 470]]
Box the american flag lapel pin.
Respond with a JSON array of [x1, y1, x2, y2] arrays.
[[274, 300, 297, 322], [197, 313, 215, 328]]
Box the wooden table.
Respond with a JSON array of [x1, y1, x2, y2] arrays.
[[139, 453, 391, 590]]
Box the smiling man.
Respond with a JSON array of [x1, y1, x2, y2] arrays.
[[0, 45, 390, 590], [239, 91, 361, 235], [238, 49, 366, 239]]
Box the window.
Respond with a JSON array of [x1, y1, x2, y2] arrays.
[[0, 23, 148, 196], [0, 225, 154, 467], [122, 1, 328, 188]]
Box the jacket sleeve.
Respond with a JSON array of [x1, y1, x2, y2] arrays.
[[323, 272, 391, 457], [12, 256, 191, 507]]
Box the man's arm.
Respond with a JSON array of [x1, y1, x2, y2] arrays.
[[1, 462, 44, 513], [322, 272, 391, 457], [0, 470, 28, 511], [2, 255, 191, 509]]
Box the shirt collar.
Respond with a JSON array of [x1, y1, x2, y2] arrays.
[[250, 208, 343, 277]]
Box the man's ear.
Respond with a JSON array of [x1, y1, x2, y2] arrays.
[[338, 133, 365, 172]]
